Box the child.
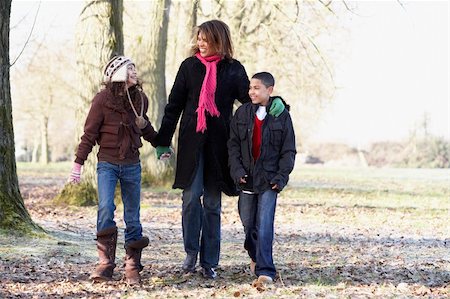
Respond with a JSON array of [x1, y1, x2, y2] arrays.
[[68, 56, 157, 284], [228, 72, 296, 285]]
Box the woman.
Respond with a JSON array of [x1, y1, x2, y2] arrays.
[[68, 56, 157, 284], [155, 20, 284, 279]]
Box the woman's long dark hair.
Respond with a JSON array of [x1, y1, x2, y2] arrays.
[[190, 20, 234, 60]]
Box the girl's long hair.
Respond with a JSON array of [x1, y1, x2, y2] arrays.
[[103, 80, 144, 113]]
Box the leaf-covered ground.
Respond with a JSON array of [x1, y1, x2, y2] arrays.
[[1, 163, 449, 298]]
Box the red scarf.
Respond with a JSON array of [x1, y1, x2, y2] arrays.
[[195, 52, 221, 133]]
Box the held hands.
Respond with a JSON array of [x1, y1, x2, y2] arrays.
[[269, 97, 285, 117], [156, 146, 173, 161], [68, 162, 82, 184]]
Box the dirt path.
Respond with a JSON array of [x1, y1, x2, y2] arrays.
[[1, 167, 449, 298]]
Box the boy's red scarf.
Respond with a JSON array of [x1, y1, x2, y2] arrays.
[[195, 52, 221, 133]]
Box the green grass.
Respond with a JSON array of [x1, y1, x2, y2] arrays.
[[16, 161, 71, 176]]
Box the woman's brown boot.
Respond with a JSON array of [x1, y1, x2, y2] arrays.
[[124, 237, 149, 284], [90, 226, 118, 281]]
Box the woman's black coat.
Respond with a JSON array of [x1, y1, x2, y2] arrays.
[[155, 56, 250, 196]]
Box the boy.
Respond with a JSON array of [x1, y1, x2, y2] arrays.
[[228, 72, 296, 285]]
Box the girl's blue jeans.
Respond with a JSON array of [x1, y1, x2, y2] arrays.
[[96, 161, 142, 246]]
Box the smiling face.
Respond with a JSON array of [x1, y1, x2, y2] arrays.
[[126, 64, 137, 88], [197, 31, 216, 57], [249, 78, 273, 106]]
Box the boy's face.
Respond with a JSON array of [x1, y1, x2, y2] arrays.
[[249, 78, 273, 106]]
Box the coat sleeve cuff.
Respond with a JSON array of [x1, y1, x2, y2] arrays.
[[270, 175, 286, 191], [234, 169, 247, 184], [74, 156, 85, 165]]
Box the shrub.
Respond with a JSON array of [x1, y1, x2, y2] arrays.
[[53, 182, 97, 206]]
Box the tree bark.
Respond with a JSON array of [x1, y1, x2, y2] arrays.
[[74, 0, 124, 188], [134, 0, 175, 179], [31, 135, 39, 163], [40, 115, 49, 164], [0, 0, 39, 231]]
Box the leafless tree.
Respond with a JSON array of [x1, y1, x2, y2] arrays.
[[74, 0, 124, 187], [125, 0, 175, 181], [0, 0, 40, 231]]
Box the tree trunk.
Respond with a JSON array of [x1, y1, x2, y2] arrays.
[[0, 0, 40, 231], [31, 135, 39, 163], [40, 115, 49, 164], [135, 0, 175, 180], [74, 0, 124, 188]]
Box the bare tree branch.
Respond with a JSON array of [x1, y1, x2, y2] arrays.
[[10, 1, 41, 67], [318, 0, 336, 16]]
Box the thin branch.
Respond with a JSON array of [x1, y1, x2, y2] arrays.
[[318, 0, 336, 16], [342, 0, 364, 17], [10, 1, 41, 67], [244, 10, 271, 36], [396, 0, 407, 13], [10, 7, 31, 30]]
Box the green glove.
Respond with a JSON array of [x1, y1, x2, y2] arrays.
[[156, 146, 171, 160], [269, 97, 285, 117]]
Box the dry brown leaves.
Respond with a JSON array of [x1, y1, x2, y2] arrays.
[[0, 171, 449, 298]]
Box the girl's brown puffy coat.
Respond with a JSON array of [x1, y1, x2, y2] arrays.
[[75, 87, 157, 165]]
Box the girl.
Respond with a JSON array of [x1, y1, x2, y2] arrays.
[[69, 56, 156, 284]]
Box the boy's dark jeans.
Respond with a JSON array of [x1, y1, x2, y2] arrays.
[[238, 189, 277, 279]]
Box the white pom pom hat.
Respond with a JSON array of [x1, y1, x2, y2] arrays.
[[103, 56, 135, 83]]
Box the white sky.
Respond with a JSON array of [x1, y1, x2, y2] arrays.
[[10, 1, 449, 147], [311, 0, 449, 146]]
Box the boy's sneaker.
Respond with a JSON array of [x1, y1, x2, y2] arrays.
[[257, 275, 273, 284], [252, 275, 273, 290], [250, 260, 256, 276]]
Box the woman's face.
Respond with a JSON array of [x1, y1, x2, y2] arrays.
[[197, 32, 215, 57], [126, 64, 137, 87]]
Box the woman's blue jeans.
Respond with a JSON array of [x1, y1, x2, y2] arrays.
[[182, 152, 222, 269], [238, 189, 278, 279], [97, 161, 142, 246]]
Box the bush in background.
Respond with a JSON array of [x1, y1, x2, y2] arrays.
[[53, 182, 97, 206], [306, 137, 449, 168]]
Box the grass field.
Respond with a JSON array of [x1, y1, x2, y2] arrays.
[[1, 163, 449, 298]]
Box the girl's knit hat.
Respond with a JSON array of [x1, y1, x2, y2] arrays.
[[103, 56, 134, 82]]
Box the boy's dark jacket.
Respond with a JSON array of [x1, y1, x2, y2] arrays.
[[228, 97, 296, 193]]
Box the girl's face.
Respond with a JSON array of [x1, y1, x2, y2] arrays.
[[197, 32, 215, 57], [126, 64, 137, 87]]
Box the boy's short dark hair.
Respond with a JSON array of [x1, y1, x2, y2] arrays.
[[252, 72, 275, 88]]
